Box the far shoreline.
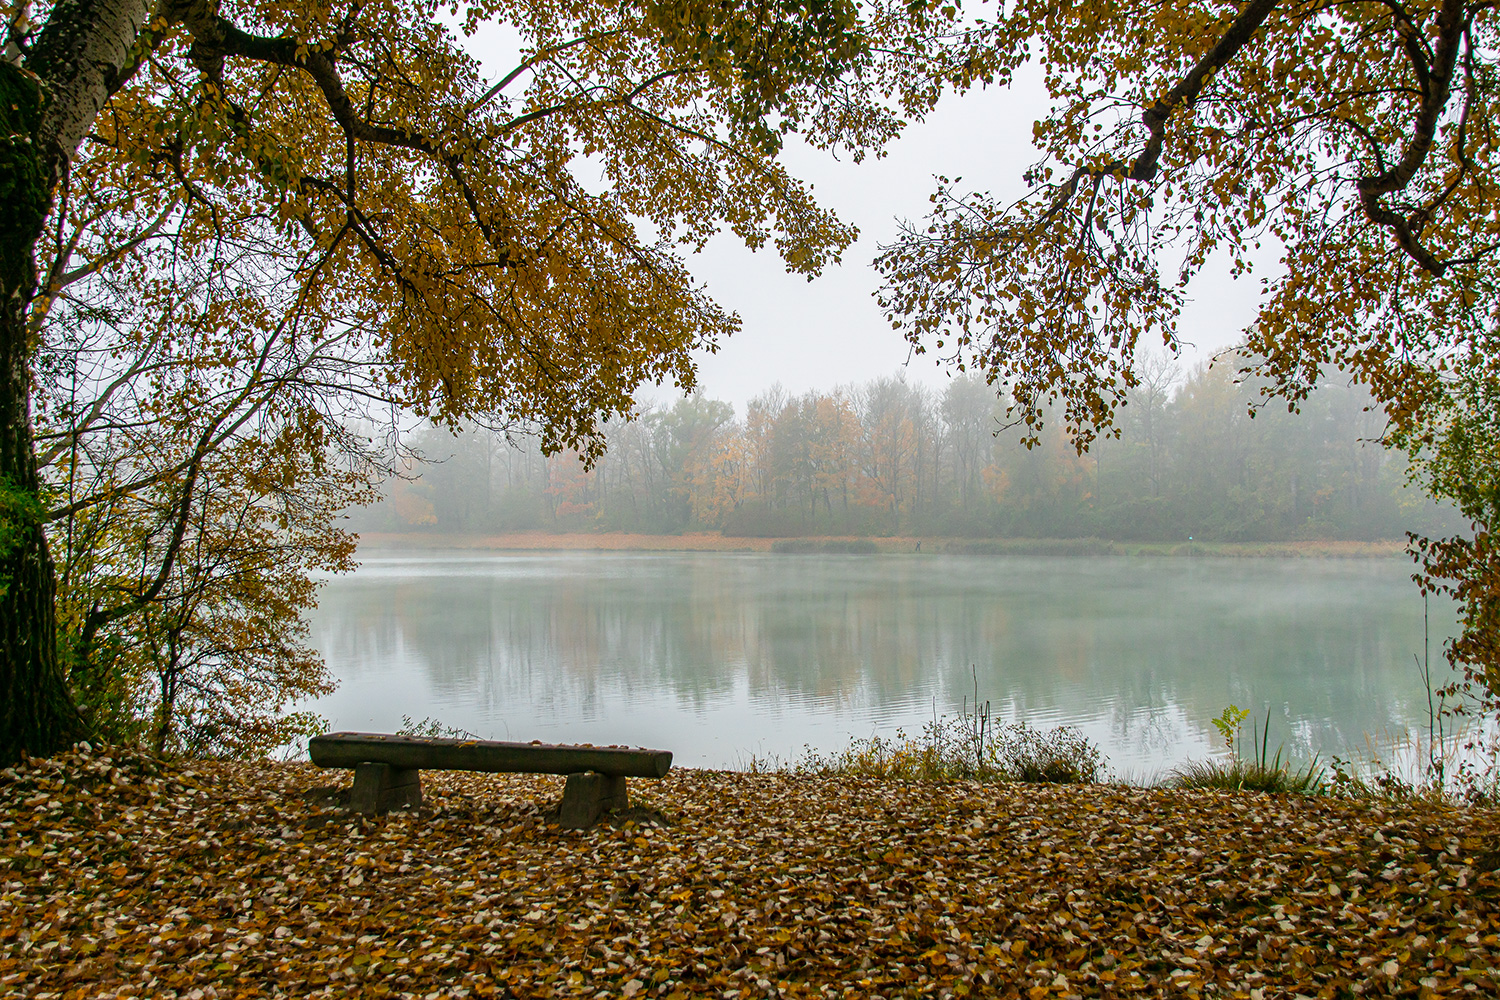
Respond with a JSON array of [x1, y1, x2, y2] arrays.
[[353, 530, 1413, 559]]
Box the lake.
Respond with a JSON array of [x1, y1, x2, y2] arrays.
[[305, 550, 1460, 776]]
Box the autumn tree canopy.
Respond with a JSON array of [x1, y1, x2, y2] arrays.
[[0, 0, 937, 761], [875, 0, 1500, 697]]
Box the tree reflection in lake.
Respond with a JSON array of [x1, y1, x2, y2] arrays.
[[305, 552, 1457, 771]]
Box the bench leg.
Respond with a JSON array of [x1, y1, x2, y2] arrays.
[[350, 763, 423, 815], [559, 772, 628, 829]]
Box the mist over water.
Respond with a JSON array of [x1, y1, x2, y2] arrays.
[[305, 551, 1458, 774]]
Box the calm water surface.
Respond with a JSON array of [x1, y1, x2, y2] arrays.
[[304, 551, 1459, 774]]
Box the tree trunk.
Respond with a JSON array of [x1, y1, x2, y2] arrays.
[[1, 0, 152, 763], [0, 62, 80, 761]]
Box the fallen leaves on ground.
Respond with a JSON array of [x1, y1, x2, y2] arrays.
[[3, 747, 1500, 999]]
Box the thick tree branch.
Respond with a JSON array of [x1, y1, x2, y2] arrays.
[[1126, 0, 1282, 182], [1030, 0, 1282, 236], [160, 2, 528, 263], [1355, 0, 1468, 276]]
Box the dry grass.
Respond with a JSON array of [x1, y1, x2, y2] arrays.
[[355, 531, 778, 552], [356, 532, 1409, 558]]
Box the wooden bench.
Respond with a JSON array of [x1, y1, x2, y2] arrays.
[[308, 731, 673, 828]]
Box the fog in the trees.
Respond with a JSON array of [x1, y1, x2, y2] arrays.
[[353, 365, 1465, 543]]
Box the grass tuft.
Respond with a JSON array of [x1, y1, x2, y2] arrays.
[[1169, 756, 1324, 795]]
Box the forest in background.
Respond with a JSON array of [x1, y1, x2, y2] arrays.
[[356, 362, 1466, 543]]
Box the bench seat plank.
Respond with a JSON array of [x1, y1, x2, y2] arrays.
[[309, 731, 672, 779]]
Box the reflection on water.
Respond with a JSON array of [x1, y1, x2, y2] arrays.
[[304, 551, 1458, 772]]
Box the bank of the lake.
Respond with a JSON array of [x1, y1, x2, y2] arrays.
[[354, 531, 1412, 559], [6, 746, 1498, 999]]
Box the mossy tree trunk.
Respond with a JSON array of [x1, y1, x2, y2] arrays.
[[0, 61, 79, 761], [0, 0, 151, 763]]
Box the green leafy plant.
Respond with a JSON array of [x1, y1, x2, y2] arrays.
[[1210, 705, 1249, 754], [0, 476, 43, 600], [1172, 707, 1323, 795]]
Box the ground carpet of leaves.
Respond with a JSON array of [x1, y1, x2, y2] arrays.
[[4, 748, 1500, 999]]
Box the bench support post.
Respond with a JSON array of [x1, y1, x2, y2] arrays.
[[350, 762, 423, 815], [559, 772, 628, 828]]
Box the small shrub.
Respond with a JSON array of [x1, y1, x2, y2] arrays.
[[791, 715, 1105, 785], [992, 722, 1106, 783], [793, 730, 951, 781], [1322, 733, 1500, 805], [183, 710, 329, 761]]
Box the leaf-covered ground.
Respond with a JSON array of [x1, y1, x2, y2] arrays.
[[4, 748, 1500, 999]]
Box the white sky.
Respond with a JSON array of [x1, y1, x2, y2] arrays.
[[681, 87, 1274, 413], [462, 25, 1276, 416]]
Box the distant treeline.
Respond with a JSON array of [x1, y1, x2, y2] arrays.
[[356, 364, 1466, 542]]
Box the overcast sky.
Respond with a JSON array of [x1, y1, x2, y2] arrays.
[[464, 27, 1276, 416], [680, 83, 1279, 414]]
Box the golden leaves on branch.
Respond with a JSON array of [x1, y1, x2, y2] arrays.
[[75, 0, 914, 463], [877, 0, 1500, 450], [6, 747, 1500, 998]]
